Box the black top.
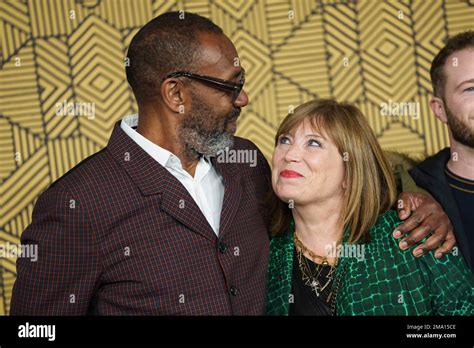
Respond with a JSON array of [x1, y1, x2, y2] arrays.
[[289, 248, 333, 316], [445, 167, 474, 268]]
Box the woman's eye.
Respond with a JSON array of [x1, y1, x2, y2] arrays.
[[464, 86, 474, 92], [279, 136, 290, 145], [308, 139, 321, 147]]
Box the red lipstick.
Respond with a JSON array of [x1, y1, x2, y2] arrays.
[[280, 170, 304, 178]]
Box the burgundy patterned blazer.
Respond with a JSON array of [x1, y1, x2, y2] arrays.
[[10, 122, 271, 315]]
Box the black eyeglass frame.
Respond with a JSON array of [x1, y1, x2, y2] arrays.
[[165, 71, 245, 101]]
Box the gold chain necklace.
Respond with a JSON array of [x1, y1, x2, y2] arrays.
[[294, 232, 345, 315]]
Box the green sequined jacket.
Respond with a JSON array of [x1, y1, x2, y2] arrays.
[[266, 210, 474, 315]]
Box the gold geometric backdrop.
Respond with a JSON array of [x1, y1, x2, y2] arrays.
[[0, 0, 473, 315]]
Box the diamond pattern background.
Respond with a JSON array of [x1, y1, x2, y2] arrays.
[[0, 0, 473, 315]]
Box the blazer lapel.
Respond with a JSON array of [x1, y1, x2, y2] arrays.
[[159, 181, 216, 242], [266, 230, 294, 315], [211, 157, 242, 239], [106, 121, 216, 242]]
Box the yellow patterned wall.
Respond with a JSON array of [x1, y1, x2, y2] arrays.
[[0, 0, 473, 315]]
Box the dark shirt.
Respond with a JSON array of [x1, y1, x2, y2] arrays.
[[289, 249, 333, 316], [445, 167, 474, 267]]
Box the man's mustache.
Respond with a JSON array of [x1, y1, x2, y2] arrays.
[[229, 108, 241, 119]]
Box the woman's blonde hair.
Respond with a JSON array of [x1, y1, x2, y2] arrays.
[[268, 99, 396, 243]]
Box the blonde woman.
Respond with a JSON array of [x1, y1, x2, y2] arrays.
[[266, 99, 474, 315]]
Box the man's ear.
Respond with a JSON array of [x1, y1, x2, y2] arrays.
[[161, 79, 185, 114], [429, 97, 448, 123]]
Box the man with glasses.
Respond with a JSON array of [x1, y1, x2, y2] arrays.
[[11, 11, 457, 315], [12, 11, 270, 315]]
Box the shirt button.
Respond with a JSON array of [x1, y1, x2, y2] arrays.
[[230, 286, 239, 296], [218, 241, 228, 253]]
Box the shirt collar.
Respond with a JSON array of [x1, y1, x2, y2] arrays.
[[120, 114, 211, 174]]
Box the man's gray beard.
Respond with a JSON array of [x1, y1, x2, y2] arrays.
[[179, 124, 234, 158], [179, 90, 240, 158], [445, 103, 474, 148]]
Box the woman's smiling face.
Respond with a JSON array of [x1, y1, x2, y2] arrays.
[[271, 118, 346, 207]]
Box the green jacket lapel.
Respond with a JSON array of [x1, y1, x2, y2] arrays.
[[265, 223, 294, 315]]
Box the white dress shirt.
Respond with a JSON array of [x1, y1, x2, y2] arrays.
[[121, 114, 225, 236]]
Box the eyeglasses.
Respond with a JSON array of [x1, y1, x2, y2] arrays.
[[165, 70, 245, 102]]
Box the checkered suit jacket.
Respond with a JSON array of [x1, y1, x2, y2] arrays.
[[10, 122, 271, 315]]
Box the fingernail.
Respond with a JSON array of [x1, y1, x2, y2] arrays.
[[393, 230, 401, 238], [435, 252, 443, 259], [400, 241, 408, 249], [399, 210, 405, 216], [414, 248, 424, 257]]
